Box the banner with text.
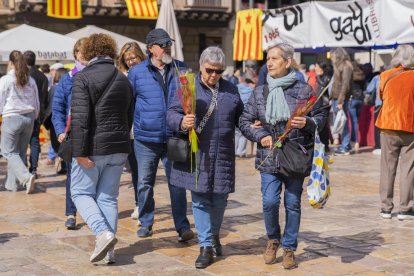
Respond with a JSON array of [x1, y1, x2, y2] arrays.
[[260, 0, 414, 51]]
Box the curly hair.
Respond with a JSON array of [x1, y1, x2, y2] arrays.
[[117, 42, 146, 73], [80, 33, 118, 61], [73, 37, 88, 60]]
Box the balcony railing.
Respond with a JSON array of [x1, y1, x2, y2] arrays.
[[11, 0, 232, 12]]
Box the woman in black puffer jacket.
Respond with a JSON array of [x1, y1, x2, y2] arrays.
[[70, 33, 133, 264], [239, 43, 327, 270]]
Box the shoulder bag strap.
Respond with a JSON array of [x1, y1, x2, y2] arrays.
[[95, 68, 118, 108], [195, 84, 219, 134], [379, 69, 407, 99], [65, 67, 118, 134]]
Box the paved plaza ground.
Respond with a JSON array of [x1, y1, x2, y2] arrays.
[[1, 145, 414, 275]]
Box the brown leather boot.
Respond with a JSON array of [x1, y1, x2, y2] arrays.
[[263, 240, 280, 264], [282, 248, 297, 269]]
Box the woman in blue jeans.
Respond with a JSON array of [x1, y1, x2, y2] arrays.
[[52, 38, 88, 230], [70, 33, 134, 264], [167, 46, 244, 269], [0, 50, 39, 194], [239, 43, 327, 269]]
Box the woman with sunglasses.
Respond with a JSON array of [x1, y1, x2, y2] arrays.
[[117, 42, 146, 222], [167, 46, 244, 269]]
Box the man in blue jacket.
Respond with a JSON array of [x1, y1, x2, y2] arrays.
[[128, 28, 194, 241]]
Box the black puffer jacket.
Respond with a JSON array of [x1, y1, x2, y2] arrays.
[[239, 81, 328, 174], [71, 58, 133, 157]]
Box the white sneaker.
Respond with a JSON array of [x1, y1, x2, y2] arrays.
[[130, 206, 139, 220], [25, 174, 36, 194], [90, 231, 117, 263], [354, 142, 360, 153], [104, 247, 115, 264], [372, 149, 381, 155]]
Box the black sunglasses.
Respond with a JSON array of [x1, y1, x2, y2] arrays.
[[205, 67, 224, 75], [156, 41, 173, 48]]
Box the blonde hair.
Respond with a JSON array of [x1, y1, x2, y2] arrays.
[[117, 42, 146, 72]]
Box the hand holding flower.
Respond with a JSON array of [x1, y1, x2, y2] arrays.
[[290, 117, 307, 129], [261, 135, 273, 149], [181, 114, 195, 130]]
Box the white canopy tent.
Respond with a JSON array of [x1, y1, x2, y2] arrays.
[[156, 0, 184, 61], [0, 24, 76, 62], [66, 25, 146, 52]]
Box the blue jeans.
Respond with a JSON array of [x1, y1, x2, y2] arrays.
[[261, 173, 304, 250], [65, 162, 76, 216], [128, 140, 139, 206], [348, 98, 363, 143], [29, 120, 41, 173], [1, 113, 35, 191], [191, 192, 228, 247], [71, 153, 128, 236], [134, 140, 190, 234], [235, 128, 248, 156], [332, 99, 351, 151], [47, 145, 57, 160]]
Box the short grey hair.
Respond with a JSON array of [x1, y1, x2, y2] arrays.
[[391, 44, 414, 69], [199, 46, 225, 67], [267, 43, 294, 60]]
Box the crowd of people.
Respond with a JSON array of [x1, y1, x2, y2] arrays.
[[0, 27, 413, 270]]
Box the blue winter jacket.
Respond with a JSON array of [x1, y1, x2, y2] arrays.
[[52, 72, 73, 136], [167, 76, 244, 194], [128, 57, 186, 143]]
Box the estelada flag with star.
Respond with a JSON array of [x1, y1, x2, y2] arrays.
[[126, 0, 158, 19], [233, 9, 263, 61], [47, 0, 82, 19]]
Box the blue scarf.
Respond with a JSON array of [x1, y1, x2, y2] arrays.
[[265, 69, 297, 124]]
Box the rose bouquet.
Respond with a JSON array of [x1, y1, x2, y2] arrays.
[[175, 69, 200, 185], [274, 95, 317, 148]]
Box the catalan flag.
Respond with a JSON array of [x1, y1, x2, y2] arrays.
[[233, 9, 263, 61], [47, 0, 82, 19], [126, 0, 158, 20]]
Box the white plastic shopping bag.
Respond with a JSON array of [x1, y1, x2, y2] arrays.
[[332, 109, 346, 136]]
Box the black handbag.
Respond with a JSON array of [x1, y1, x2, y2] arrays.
[[167, 136, 190, 162], [274, 140, 314, 179], [58, 132, 72, 163]]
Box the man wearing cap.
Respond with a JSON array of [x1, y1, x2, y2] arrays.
[[128, 28, 194, 241]]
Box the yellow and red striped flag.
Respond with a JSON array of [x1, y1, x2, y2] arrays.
[[233, 9, 263, 61], [126, 0, 158, 20], [47, 0, 82, 19]]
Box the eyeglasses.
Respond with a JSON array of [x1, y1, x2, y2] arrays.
[[155, 41, 173, 49], [204, 67, 224, 75], [125, 55, 138, 63]]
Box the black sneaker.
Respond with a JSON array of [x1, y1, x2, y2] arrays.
[[65, 215, 77, 229], [137, 226, 153, 238], [178, 229, 194, 242], [334, 149, 350, 156], [380, 210, 392, 219], [397, 211, 414, 220]]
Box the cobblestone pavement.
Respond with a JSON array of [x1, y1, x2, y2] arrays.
[[0, 145, 413, 276]]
